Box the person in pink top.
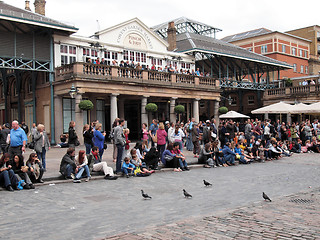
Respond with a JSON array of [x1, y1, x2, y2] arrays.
[[156, 122, 167, 159], [141, 123, 149, 150]]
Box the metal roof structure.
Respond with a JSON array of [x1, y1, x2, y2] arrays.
[[152, 17, 222, 39], [0, 1, 78, 34]]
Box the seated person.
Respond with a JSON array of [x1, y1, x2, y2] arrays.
[[87, 146, 117, 180], [143, 147, 159, 170], [130, 148, 154, 174], [122, 157, 135, 177], [161, 143, 181, 172], [198, 143, 215, 168], [269, 142, 282, 160], [26, 153, 44, 183], [212, 140, 223, 167], [0, 153, 19, 191], [74, 150, 91, 182], [290, 138, 301, 153], [172, 142, 189, 171], [234, 144, 252, 164], [222, 142, 236, 165], [12, 154, 34, 189], [59, 147, 77, 179], [56, 134, 69, 148]]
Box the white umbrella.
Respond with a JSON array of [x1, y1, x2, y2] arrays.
[[251, 101, 293, 114], [290, 103, 309, 114], [219, 110, 250, 119], [304, 102, 320, 114]]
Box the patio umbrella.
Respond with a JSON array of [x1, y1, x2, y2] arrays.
[[290, 103, 309, 114], [305, 102, 320, 114], [251, 101, 293, 114], [219, 110, 250, 119]]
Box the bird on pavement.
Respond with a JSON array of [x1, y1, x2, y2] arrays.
[[141, 190, 152, 199], [183, 189, 192, 198], [263, 192, 272, 202], [203, 180, 212, 187]]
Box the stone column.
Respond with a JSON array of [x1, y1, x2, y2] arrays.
[[264, 113, 269, 120], [141, 96, 148, 125], [170, 97, 177, 123], [110, 94, 118, 128], [214, 100, 220, 126], [193, 98, 200, 123], [75, 93, 83, 144], [287, 113, 292, 125], [54, 95, 63, 144], [118, 98, 125, 120]]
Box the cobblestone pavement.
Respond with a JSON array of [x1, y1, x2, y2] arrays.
[[106, 189, 320, 240], [1, 153, 320, 240]]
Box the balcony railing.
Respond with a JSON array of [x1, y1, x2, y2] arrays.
[[264, 84, 320, 100], [55, 62, 220, 89]]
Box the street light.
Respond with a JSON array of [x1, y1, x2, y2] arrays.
[[221, 95, 233, 105], [69, 84, 78, 99]]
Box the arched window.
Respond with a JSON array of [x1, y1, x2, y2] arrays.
[[12, 80, 17, 96]]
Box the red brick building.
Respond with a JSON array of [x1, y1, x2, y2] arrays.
[[222, 28, 310, 80]]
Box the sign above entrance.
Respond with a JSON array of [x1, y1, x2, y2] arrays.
[[123, 33, 147, 50], [117, 24, 153, 50]]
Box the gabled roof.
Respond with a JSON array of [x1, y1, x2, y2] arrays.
[[175, 32, 292, 68], [95, 17, 169, 47], [0, 1, 78, 33]]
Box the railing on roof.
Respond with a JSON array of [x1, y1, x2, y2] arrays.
[[264, 84, 320, 100], [219, 78, 273, 90]]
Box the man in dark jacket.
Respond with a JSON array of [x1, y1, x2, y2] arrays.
[[222, 142, 236, 165], [59, 147, 77, 179], [0, 123, 10, 153]]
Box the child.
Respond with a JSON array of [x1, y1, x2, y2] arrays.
[[130, 148, 154, 174], [121, 157, 135, 178], [172, 142, 189, 171]]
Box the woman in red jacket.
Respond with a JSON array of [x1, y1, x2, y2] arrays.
[[156, 122, 167, 160]]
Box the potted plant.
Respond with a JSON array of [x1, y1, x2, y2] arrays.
[[219, 106, 228, 114], [174, 104, 185, 122], [78, 100, 94, 110], [145, 103, 158, 112]]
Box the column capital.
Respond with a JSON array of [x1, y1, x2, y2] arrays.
[[194, 98, 201, 101], [111, 93, 119, 97], [142, 95, 150, 98], [171, 97, 178, 100]]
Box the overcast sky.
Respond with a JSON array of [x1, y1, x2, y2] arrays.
[[8, 0, 319, 38]]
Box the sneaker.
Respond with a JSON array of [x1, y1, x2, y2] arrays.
[[29, 184, 35, 189], [37, 179, 44, 183], [126, 174, 130, 178], [70, 173, 75, 179], [73, 179, 81, 183], [85, 177, 90, 182], [6, 185, 14, 192], [184, 167, 190, 171], [23, 184, 31, 190]]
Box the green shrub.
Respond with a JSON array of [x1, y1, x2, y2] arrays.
[[174, 105, 185, 114], [219, 106, 228, 114], [78, 100, 94, 110], [145, 103, 158, 112]]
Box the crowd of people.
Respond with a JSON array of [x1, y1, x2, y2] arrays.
[[1, 116, 320, 191], [86, 57, 210, 77]]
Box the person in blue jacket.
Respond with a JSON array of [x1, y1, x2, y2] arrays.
[[222, 142, 236, 165], [93, 123, 106, 159], [121, 157, 135, 178]]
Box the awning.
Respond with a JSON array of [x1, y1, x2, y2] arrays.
[[219, 110, 250, 119], [251, 102, 293, 114]]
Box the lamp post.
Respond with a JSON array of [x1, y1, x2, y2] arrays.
[[69, 84, 78, 99], [69, 84, 83, 144]]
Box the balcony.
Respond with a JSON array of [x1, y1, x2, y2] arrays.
[[264, 84, 320, 103], [55, 62, 220, 90]]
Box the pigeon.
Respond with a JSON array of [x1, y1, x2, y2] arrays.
[[263, 192, 272, 202], [203, 180, 212, 187], [183, 189, 192, 198], [141, 190, 152, 199]]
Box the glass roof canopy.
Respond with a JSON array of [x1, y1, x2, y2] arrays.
[[152, 17, 222, 39]]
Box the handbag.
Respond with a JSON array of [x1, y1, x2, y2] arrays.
[[164, 154, 173, 162], [151, 133, 158, 143], [211, 132, 217, 138], [103, 142, 108, 150], [29, 141, 35, 149], [75, 139, 80, 146]]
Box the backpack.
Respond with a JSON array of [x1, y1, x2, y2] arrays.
[[108, 129, 114, 140]]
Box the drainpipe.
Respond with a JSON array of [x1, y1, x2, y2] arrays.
[[49, 33, 55, 144]]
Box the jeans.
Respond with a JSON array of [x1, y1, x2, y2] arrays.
[[178, 159, 188, 168], [0, 169, 18, 187], [176, 141, 183, 152], [224, 155, 235, 164], [99, 148, 104, 160], [65, 164, 75, 178], [85, 143, 92, 155], [122, 168, 133, 175], [116, 144, 124, 173], [75, 165, 91, 179], [37, 147, 47, 169], [157, 144, 166, 161]]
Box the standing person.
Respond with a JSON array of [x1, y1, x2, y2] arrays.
[[149, 119, 158, 147], [171, 124, 185, 152], [21, 122, 29, 136], [192, 123, 200, 157], [59, 147, 77, 179], [114, 119, 126, 174], [93, 123, 106, 159], [156, 122, 167, 160], [83, 124, 93, 154], [110, 118, 119, 163], [68, 121, 78, 148], [30, 123, 37, 141], [0, 123, 10, 153], [167, 122, 175, 144], [33, 124, 50, 171], [123, 128, 131, 160], [8, 120, 28, 158], [202, 120, 213, 145], [141, 123, 149, 150], [244, 119, 252, 146]]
